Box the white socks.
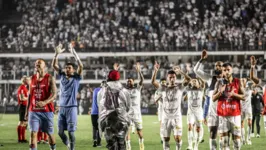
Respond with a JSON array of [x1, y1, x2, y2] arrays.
[[176, 140, 182, 150], [194, 131, 199, 148], [220, 136, 229, 150], [209, 139, 217, 150], [247, 126, 251, 140], [126, 140, 131, 150], [233, 139, 241, 150], [163, 140, 170, 150], [199, 126, 204, 141], [241, 127, 245, 142], [188, 130, 193, 148]]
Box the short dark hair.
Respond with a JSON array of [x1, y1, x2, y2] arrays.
[[65, 62, 76, 69], [160, 78, 166, 82], [127, 77, 134, 81], [167, 70, 176, 75], [101, 81, 106, 87], [222, 63, 232, 68]]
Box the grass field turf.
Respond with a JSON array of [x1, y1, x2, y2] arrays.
[[0, 114, 265, 150]]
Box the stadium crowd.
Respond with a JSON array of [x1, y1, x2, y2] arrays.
[[1, 0, 266, 52]]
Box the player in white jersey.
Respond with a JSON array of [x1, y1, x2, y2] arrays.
[[152, 62, 190, 150], [240, 78, 253, 145], [193, 50, 223, 150], [184, 78, 205, 150], [154, 78, 167, 144], [126, 62, 145, 150]]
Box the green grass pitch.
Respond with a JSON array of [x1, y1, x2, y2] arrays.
[[0, 114, 265, 150]]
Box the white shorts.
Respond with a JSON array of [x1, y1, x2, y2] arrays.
[[160, 116, 182, 137], [130, 114, 143, 130], [218, 115, 241, 136], [187, 111, 203, 126], [207, 115, 219, 127], [241, 110, 252, 121]]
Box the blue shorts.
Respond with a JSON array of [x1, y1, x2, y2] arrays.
[[58, 107, 77, 132], [29, 112, 54, 134]]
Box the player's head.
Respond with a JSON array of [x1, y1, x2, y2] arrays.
[[222, 63, 233, 79], [65, 62, 76, 76], [101, 81, 106, 87], [214, 61, 223, 75], [167, 70, 176, 85], [188, 78, 201, 89], [127, 77, 134, 88], [35, 58, 46, 73], [21, 76, 29, 85], [252, 85, 259, 94], [160, 78, 167, 86], [246, 81, 254, 90]]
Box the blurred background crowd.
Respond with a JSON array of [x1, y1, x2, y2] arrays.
[[1, 0, 266, 52]]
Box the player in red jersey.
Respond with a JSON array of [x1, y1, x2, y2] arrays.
[[213, 63, 245, 150], [17, 76, 30, 143], [25, 59, 57, 150]]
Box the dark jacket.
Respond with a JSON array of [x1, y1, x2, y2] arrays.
[[251, 93, 264, 115]]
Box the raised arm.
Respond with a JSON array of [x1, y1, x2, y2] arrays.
[[36, 76, 57, 108], [151, 61, 160, 89], [135, 62, 144, 87], [69, 43, 83, 76], [154, 90, 162, 103], [52, 44, 65, 74], [250, 56, 260, 84], [173, 66, 192, 81], [193, 50, 212, 81], [198, 77, 206, 89]]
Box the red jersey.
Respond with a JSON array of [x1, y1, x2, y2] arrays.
[[17, 84, 28, 106], [217, 78, 241, 116], [29, 73, 54, 112]]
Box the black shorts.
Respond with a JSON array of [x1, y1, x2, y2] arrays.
[[19, 105, 27, 121]]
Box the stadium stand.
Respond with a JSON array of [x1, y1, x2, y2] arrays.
[[1, 0, 266, 52]]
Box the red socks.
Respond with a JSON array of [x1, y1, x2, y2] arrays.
[[21, 126, 26, 140], [37, 131, 42, 142], [43, 133, 48, 141], [17, 125, 22, 141], [18, 125, 27, 141]]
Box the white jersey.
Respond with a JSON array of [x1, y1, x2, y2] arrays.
[[241, 89, 252, 112], [128, 85, 142, 115], [158, 84, 183, 119], [186, 89, 204, 113], [208, 90, 218, 116]]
